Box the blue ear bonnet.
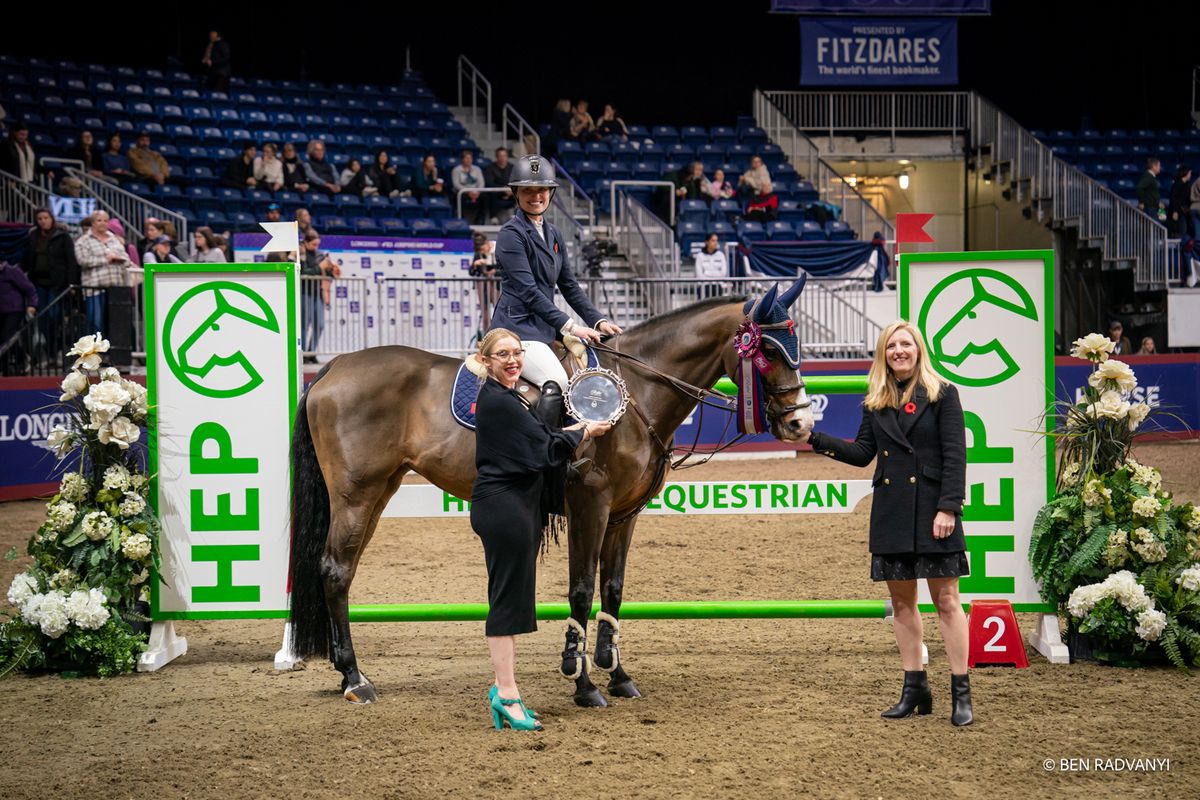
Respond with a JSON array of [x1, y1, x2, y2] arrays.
[[742, 294, 801, 369]]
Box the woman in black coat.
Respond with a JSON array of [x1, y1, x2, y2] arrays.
[[805, 320, 974, 726], [471, 328, 610, 731]]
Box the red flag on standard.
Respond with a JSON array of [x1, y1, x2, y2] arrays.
[[896, 213, 935, 244]]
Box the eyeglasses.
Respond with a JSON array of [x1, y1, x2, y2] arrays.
[[488, 349, 525, 360]]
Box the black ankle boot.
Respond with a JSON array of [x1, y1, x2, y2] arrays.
[[881, 670, 933, 718], [950, 673, 974, 726]]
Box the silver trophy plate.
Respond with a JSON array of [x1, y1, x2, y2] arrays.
[[565, 367, 629, 425]]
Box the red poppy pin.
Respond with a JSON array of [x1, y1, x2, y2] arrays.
[[904, 402, 917, 414], [554, 242, 559, 253]]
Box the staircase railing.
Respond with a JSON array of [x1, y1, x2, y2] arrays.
[[617, 193, 679, 277], [501, 103, 540, 156], [456, 55, 492, 133], [65, 167, 188, 249], [754, 90, 895, 242], [0, 169, 54, 223], [550, 159, 595, 226]]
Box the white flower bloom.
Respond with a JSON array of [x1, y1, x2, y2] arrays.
[[103, 464, 131, 492], [1071, 333, 1115, 362], [1094, 390, 1130, 420], [129, 473, 148, 493], [123, 381, 149, 419], [84, 380, 132, 426], [1127, 402, 1151, 432], [47, 569, 76, 590], [99, 416, 140, 450], [1060, 462, 1082, 484], [7, 573, 39, 607], [46, 425, 75, 460], [59, 370, 89, 402], [1135, 608, 1168, 642], [67, 332, 111, 372], [117, 492, 146, 518], [59, 472, 90, 503], [130, 568, 149, 586], [1068, 571, 1154, 618], [22, 591, 71, 639], [99, 367, 121, 382], [64, 588, 110, 630], [1132, 496, 1162, 519], [1188, 507, 1200, 532], [47, 500, 77, 532], [1176, 565, 1200, 593], [1082, 479, 1111, 508], [1132, 537, 1167, 563], [81, 510, 114, 542], [1089, 359, 1137, 393], [121, 532, 152, 561]]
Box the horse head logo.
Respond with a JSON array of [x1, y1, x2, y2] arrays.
[[917, 268, 1038, 387], [163, 281, 281, 399]]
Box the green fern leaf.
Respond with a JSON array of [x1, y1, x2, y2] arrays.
[[1161, 626, 1186, 671], [1065, 527, 1110, 578]]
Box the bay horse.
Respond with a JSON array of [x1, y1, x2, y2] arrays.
[[288, 280, 814, 705]]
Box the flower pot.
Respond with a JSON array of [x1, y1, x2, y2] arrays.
[[1066, 620, 1097, 663]]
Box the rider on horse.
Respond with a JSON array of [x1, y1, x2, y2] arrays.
[[489, 155, 623, 430]]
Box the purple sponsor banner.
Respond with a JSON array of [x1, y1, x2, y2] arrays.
[[233, 233, 472, 253]]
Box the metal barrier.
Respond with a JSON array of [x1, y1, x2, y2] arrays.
[[455, 185, 513, 220], [299, 275, 370, 358], [66, 167, 189, 251], [0, 168, 54, 223], [754, 91, 896, 242], [609, 180, 676, 230], [760, 90, 969, 143], [617, 192, 680, 277], [456, 55, 492, 133], [501, 103, 540, 157]]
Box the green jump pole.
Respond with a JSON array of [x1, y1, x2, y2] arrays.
[[713, 375, 867, 397], [348, 599, 888, 623]]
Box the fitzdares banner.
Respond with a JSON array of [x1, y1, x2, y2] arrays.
[[801, 17, 958, 86]]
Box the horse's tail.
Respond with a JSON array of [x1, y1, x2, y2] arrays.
[[288, 364, 333, 660]]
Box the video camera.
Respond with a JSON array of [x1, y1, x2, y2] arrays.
[[581, 237, 619, 275]]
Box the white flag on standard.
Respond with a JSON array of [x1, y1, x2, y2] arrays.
[[259, 221, 299, 253]]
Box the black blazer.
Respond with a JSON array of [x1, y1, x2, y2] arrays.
[[808, 382, 967, 555]]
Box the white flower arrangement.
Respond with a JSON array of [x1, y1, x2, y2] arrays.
[[98, 416, 140, 450], [1089, 359, 1137, 393], [1132, 496, 1162, 519], [1082, 478, 1112, 508], [117, 492, 146, 518], [47, 426, 74, 460], [1176, 565, 1200, 592], [84, 380, 132, 427], [62, 588, 111, 630], [7, 573, 38, 608], [59, 371, 88, 402], [1134, 609, 1168, 642], [1126, 459, 1162, 493], [81, 510, 115, 542], [1187, 507, 1200, 532], [1070, 332, 1115, 362], [67, 332, 110, 372], [47, 569, 76, 590], [1068, 570, 1153, 618], [20, 591, 71, 639], [59, 472, 90, 504], [103, 464, 131, 492], [1127, 402, 1151, 432], [47, 501, 77, 533], [1130, 527, 1167, 563], [120, 533, 152, 561], [1093, 390, 1131, 420], [1103, 528, 1130, 568]]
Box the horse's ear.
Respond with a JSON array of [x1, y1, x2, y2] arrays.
[[779, 274, 808, 308], [754, 283, 779, 322]]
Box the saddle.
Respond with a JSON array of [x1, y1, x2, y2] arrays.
[[451, 337, 600, 430]]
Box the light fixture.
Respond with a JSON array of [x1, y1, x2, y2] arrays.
[[847, 175, 857, 187], [898, 159, 911, 165], [898, 172, 910, 190]]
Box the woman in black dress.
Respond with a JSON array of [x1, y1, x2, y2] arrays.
[[804, 320, 974, 726], [472, 328, 610, 730]]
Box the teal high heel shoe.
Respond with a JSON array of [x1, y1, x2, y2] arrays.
[[491, 693, 543, 731], [488, 684, 539, 720]]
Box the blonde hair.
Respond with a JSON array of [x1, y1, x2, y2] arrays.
[[863, 320, 944, 411], [477, 328, 521, 357]]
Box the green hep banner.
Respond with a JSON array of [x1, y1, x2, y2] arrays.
[[147, 263, 298, 619], [900, 250, 1055, 612]]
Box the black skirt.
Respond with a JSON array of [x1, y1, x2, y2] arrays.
[[871, 551, 970, 582], [471, 482, 544, 637]]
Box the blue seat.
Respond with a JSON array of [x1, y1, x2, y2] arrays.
[[410, 217, 438, 234], [201, 210, 231, 227], [676, 220, 706, 253], [334, 193, 363, 210], [393, 195, 422, 220], [585, 141, 610, 157], [352, 217, 382, 234], [778, 200, 806, 224], [230, 211, 256, 229], [216, 187, 246, 209], [792, 180, 819, 204], [796, 221, 825, 241], [740, 127, 768, 146], [712, 198, 740, 220], [680, 126, 708, 146], [379, 218, 410, 235], [627, 124, 650, 140], [442, 218, 472, 237], [422, 196, 451, 221], [767, 221, 795, 240], [708, 219, 734, 239], [154, 184, 183, 199], [187, 186, 218, 209], [825, 220, 854, 241], [125, 182, 151, 197], [320, 215, 351, 234], [651, 125, 679, 143], [737, 221, 767, 242], [187, 165, 216, 184], [679, 199, 708, 225]]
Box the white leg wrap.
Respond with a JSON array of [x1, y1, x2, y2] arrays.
[[594, 611, 622, 673]]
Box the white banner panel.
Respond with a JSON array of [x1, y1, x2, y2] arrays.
[[900, 250, 1055, 611], [147, 264, 298, 619]]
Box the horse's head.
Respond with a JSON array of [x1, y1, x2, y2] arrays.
[[724, 277, 814, 442]]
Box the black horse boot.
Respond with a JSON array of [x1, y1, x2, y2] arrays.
[[881, 670, 933, 718], [950, 673, 974, 726], [537, 381, 588, 482]]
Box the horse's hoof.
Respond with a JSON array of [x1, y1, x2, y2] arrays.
[[574, 687, 608, 708], [343, 681, 378, 704], [607, 678, 642, 699]]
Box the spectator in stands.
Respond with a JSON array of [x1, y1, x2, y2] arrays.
[[58, 175, 83, 198], [369, 150, 403, 198], [739, 155, 773, 200], [201, 30, 232, 92], [705, 168, 735, 202], [413, 153, 445, 199], [1108, 319, 1132, 355], [281, 142, 311, 193], [595, 104, 629, 142], [102, 134, 135, 182], [68, 130, 108, 182], [222, 143, 258, 189], [107, 218, 140, 268], [128, 133, 172, 187], [673, 161, 707, 202], [0, 258, 37, 374], [547, 99, 573, 155], [694, 233, 727, 279], [73, 210, 133, 331], [142, 234, 181, 265], [20, 208, 79, 340], [143, 217, 186, 260], [339, 158, 377, 197], [471, 232, 499, 328], [1137, 336, 1156, 355], [452, 150, 485, 224], [265, 202, 282, 223], [1169, 165, 1191, 238], [304, 140, 340, 195], [191, 227, 228, 263], [0, 122, 36, 183], [1135, 158, 1162, 219], [484, 147, 515, 224], [300, 229, 340, 362], [296, 208, 315, 237], [254, 142, 284, 192], [568, 100, 596, 141]]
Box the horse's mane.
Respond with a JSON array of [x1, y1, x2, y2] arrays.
[[625, 294, 749, 338]]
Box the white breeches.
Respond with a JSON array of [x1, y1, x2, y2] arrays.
[[520, 340, 569, 388]]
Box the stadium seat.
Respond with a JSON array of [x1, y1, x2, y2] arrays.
[[676, 220, 706, 253], [708, 220, 734, 239], [379, 218, 410, 235], [442, 218, 472, 237], [737, 221, 767, 242], [320, 215, 351, 234], [352, 217, 382, 234], [201, 210, 232, 228], [798, 221, 826, 241], [712, 198, 740, 221], [651, 125, 679, 143], [679, 199, 708, 225], [825, 221, 854, 241], [792, 180, 819, 204], [778, 200, 806, 224], [410, 217, 438, 235], [422, 196, 451, 221], [766, 221, 795, 240]]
